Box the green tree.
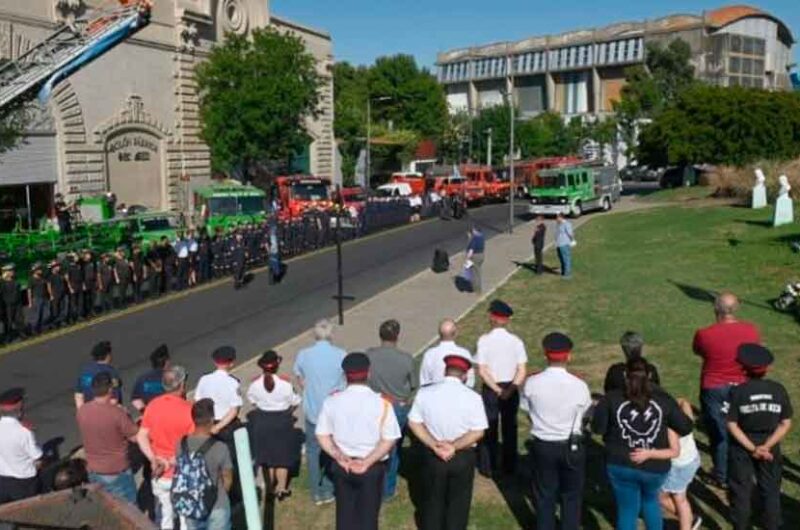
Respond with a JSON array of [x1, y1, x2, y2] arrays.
[[333, 62, 369, 181], [196, 28, 322, 179]]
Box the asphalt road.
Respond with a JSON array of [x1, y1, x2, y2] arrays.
[[0, 203, 528, 450]]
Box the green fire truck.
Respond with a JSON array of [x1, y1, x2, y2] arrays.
[[528, 164, 622, 217], [194, 183, 268, 232]]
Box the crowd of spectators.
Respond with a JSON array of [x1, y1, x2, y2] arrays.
[[0, 291, 792, 530]]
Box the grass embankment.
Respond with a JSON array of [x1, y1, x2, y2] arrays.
[[273, 196, 800, 529]]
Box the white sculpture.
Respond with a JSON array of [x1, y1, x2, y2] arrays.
[[751, 168, 767, 209], [773, 174, 794, 227]]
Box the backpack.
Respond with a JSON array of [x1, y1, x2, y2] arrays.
[[170, 437, 218, 520], [432, 248, 449, 273]]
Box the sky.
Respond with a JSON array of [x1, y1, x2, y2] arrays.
[[273, 0, 799, 70]]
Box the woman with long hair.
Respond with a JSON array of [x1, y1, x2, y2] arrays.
[[246, 351, 302, 501], [592, 357, 694, 530]]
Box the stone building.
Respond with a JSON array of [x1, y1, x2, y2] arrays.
[[0, 0, 334, 226], [437, 4, 794, 118]]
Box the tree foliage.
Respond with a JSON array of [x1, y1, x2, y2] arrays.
[[196, 28, 322, 178], [639, 85, 800, 167]]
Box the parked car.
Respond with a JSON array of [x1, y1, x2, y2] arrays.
[[375, 183, 423, 212], [621, 165, 664, 182]]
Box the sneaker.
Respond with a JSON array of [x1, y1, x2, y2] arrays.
[[314, 496, 335, 506], [691, 516, 703, 530]]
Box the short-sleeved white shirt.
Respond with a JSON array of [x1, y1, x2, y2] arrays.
[[419, 341, 475, 388], [408, 377, 488, 443], [475, 328, 528, 383], [246, 375, 301, 412], [315, 385, 401, 459], [194, 369, 243, 421], [0, 417, 43, 479], [520, 367, 591, 441]]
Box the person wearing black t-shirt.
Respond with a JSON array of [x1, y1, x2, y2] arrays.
[[27, 264, 49, 335], [131, 344, 171, 413], [726, 344, 792, 530], [592, 357, 693, 530], [603, 331, 661, 394]]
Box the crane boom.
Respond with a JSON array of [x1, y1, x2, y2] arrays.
[[0, 2, 151, 110]]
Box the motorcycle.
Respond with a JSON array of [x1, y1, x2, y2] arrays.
[[773, 280, 800, 312]]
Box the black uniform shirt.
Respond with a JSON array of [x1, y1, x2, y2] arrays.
[[82, 261, 97, 289], [131, 253, 145, 280], [115, 258, 132, 283], [1, 279, 21, 305], [48, 273, 66, 299], [532, 223, 546, 250], [728, 378, 793, 445], [29, 276, 48, 300], [67, 263, 83, 291], [99, 263, 114, 290]]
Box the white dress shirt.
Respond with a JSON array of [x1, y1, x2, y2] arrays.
[[315, 384, 401, 459], [0, 417, 43, 479], [520, 367, 591, 441], [247, 375, 301, 412], [408, 376, 488, 443], [419, 341, 475, 388], [475, 328, 528, 383], [194, 369, 243, 421]]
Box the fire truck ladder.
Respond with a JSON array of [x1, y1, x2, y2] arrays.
[[0, 2, 151, 110]]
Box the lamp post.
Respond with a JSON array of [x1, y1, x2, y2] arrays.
[[366, 96, 392, 194], [500, 87, 516, 234]]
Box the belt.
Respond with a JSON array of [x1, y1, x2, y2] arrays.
[[532, 437, 571, 444]]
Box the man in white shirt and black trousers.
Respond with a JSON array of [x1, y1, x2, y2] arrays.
[[316, 352, 401, 530], [409, 354, 488, 530], [476, 300, 527, 476], [194, 346, 243, 439], [0, 388, 43, 505], [521, 332, 591, 530]]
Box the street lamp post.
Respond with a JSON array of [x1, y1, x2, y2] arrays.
[[366, 96, 392, 194], [509, 98, 515, 234]]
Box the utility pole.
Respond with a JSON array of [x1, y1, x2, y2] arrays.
[[331, 184, 354, 325], [509, 99, 515, 234], [486, 128, 493, 167]]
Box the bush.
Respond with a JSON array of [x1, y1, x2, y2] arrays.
[[703, 159, 800, 200]]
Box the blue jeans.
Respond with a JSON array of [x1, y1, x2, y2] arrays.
[[305, 419, 334, 502], [557, 245, 572, 277], [384, 403, 409, 499], [701, 385, 733, 482], [184, 506, 231, 530], [607, 464, 667, 530], [89, 469, 137, 505]]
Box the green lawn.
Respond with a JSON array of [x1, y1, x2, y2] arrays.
[[272, 198, 800, 529]]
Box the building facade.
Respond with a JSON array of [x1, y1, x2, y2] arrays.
[[0, 0, 334, 225], [437, 5, 794, 118]]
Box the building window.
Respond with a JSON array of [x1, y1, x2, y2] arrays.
[[730, 35, 742, 53], [608, 41, 617, 63], [742, 37, 754, 55], [729, 57, 741, 73], [753, 59, 764, 76], [741, 57, 753, 75], [754, 39, 766, 55], [729, 75, 740, 86]]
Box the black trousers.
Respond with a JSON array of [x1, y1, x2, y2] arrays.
[[0, 475, 38, 505], [534, 244, 544, 274], [82, 290, 95, 318], [331, 461, 385, 530], [479, 383, 519, 475], [420, 448, 476, 530], [67, 292, 82, 322], [531, 439, 585, 530], [729, 443, 782, 530], [232, 261, 246, 287]]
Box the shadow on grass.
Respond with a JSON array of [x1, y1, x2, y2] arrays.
[[668, 280, 777, 314], [512, 260, 558, 276], [734, 219, 773, 228]]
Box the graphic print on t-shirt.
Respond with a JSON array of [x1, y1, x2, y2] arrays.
[[616, 400, 663, 449]]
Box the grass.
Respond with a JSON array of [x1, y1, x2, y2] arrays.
[[269, 197, 800, 529]]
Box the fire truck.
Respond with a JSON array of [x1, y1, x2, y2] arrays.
[[389, 172, 427, 195], [460, 164, 510, 204], [274, 175, 334, 219], [513, 156, 583, 198]]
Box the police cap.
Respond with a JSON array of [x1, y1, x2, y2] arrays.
[[49, 260, 61, 269], [91, 340, 112, 360], [257, 350, 282, 371], [542, 332, 573, 362], [342, 352, 370, 380], [443, 354, 472, 373], [488, 299, 513, 320], [212, 345, 237, 364], [0, 387, 25, 410], [30, 261, 43, 272], [737, 343, 774, 371], [1, 263, 15, 272]]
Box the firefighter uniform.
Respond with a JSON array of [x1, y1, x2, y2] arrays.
[[230, 232, 247, 289], [210, 231, 224, 278], [27, 264, 49, 335], [727, 343, 793, 530], [47, 261, 67, 327], [316, 353, 401, 530], [81, 251, 97, 318], [408, 355, 488, 530], [97, 255, 115, 313], [1, 265, 23, 342], [193, 346, 243, 435], [131, 245, 146, 302], [65, 254, 83, 323], [113, 248, 132, 308], [0, 388, 42, 505]]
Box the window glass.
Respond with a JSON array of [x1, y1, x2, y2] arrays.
[[728, 75, 740, 86], [753, 59, 764, 76], [729, 57, 741, 73], [740, 76, 752, 87], [741, 58, 753, 75], [742, 37, 754, 54], [730, 35, 742, 53], [752, 77, 764, 88], [754, 39, 766, 55]]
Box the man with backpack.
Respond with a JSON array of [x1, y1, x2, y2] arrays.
[[172, 399, 233, 530]]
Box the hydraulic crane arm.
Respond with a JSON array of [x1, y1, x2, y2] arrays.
[[0, 1, 151, 110]]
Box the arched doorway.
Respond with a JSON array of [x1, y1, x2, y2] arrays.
[[105, 128, 164, 209]]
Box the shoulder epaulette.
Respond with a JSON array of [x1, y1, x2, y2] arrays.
[[278, 374, 291, 382]]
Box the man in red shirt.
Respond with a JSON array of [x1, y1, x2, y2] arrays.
[[76, 372, 138, 504], [693, 291, 760, 487], [137, 366, 194, 530]]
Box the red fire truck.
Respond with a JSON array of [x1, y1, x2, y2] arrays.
[[513, 156, 582, 197], [460, 164, 511, 203], [275, 175, 333, 219]]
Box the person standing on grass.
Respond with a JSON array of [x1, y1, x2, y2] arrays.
[[176, 399, 233, 530], [316, 353, 401, 530], [137, 366, 195, 530], [592, 357, 693, 530], [604, 331, 661, 394], [419, 319, 475, 388], [246, 351, 302, 502], [726, 344, 792, 530], [465, 226, 485, 294], [476, 300, 528, 477], [408, 355, 487, 530], [293, 319, 346, 505], [532, 215, 547, 275], [365, 319, 418, 501], [193, 346, 243, 440], [659, 398, 702, 530], [554, 212, 575, 278], [76, 372, 139, 505], [520, 333, 591, 530], [692, 291, 760, 488], [0, 388, 42, 505]]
